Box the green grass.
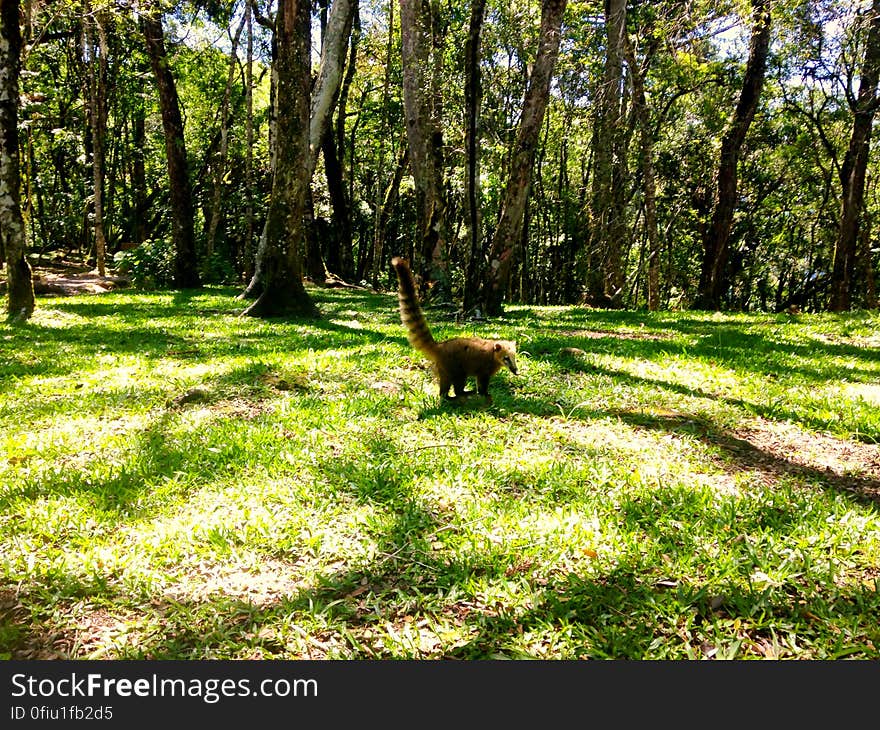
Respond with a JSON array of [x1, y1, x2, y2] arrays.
[[1, 286, 879, 659]]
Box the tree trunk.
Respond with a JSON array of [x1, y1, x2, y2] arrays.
[[368, 141, 408, 283], [623, 34, 660, 311], [830, 0, 880, 312], [322, 127, 352, 278], [368, 0, 396, 286], [206, 12, 246, 262], [399, 0, 448, 286], [481, 0, 567, 316], [587, 0, 627, 307], [303, 0, 356, 284], [241, 0, 318, 318], [1, 0, 35, 319], [859, 204, 877, 309], [141, 11, 201, 289], [323, 1, 359, 281], [243, 0, 255, 282], [308, 0, 355, 177], [694, 0, 771, 310], [462, 0, 487, 312], [85, 4, 109, 277]]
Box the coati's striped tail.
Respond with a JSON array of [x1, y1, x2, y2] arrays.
[[391, 257, 437, 355]]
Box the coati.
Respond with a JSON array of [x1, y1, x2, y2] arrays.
[[391, 257, 517, 399]]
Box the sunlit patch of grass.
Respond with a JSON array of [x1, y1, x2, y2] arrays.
[[0, 288, 878, 659]]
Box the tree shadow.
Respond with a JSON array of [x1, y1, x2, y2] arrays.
[[534, 350, 879, 444], [611, 411, 880, 508]]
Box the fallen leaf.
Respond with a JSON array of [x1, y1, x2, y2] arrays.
[[347, 584, 369, 598]]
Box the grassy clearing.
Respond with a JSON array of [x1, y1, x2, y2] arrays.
[[1, 286, 878, 659]]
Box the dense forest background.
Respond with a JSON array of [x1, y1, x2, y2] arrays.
[[3, 0, 880, 316]]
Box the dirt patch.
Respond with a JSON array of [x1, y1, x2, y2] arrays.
[[732, 417, 880, 485], [32, 269, 130, 296], [1, 262, 130, 297], [626, 411, 880, 504]]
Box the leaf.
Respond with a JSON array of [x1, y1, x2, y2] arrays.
[[346, 584, 369, 599]]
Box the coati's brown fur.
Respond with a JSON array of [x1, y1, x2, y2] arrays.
[[391, 257, 517, 399]]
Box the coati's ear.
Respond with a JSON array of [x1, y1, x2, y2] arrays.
[[493, 343, 502, 352]]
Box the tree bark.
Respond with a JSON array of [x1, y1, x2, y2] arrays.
[[694, 0, 771, 310], [623, 33, 660, 311], [206, 11, 246, 262], [322, 1, 359, 281], [399, 0, 448, 286], [309, 0, 355, 177], [241, 0, 318, 318], [481, 0, 567, 316], [587, 0, 627, 307], [462, 0, 487, 312], [830, 0, 880, 312], [1, 0, 35, 319], [85, 4, 109, 277], [141, 11, 201, 289], [243, 0, 255, 282]]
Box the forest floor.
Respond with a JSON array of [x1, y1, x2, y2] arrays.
[[32, 260, 131, 296], [0, 259, 131, 297], [1, 282, 879, 659]]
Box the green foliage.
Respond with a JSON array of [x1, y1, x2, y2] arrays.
[[1, 287, 878, 659], [13, 0, 880, 316], [113, 238, 176, 289]]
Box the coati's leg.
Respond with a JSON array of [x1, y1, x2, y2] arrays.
[[438, 371, 453, 399], [452, 377, 471, 398], [476, 374, 492, 398]]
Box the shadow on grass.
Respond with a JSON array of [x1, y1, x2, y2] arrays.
[[3, 414, 879, 658], [6, 501, 878, 659], [531, 348, 880, 444], [612, 411, 880, 507], [526, 323, 880, 385]]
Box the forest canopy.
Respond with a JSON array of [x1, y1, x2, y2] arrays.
[[2, 0, 879, 316]]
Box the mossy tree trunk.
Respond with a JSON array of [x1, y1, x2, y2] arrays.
[[240, 0, 318, 318]]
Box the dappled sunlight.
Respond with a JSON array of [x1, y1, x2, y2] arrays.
[[3, 288, 880, 659]]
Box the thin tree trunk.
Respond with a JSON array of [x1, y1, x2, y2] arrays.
[[308, 0, 355, 177], [623, 34, 660, 311], [304, 0, 356, 285], [141, 11, 201, 289], [241, 0, 317, 318], [322, 127, 351, 278], [85, 4, 109, 276], [481, 0, 567, 316], [1, 0, 35, 319], [323, 1, 359, 281], [830, 0, 880, 312], [694, 0, 771, 310], [860, 205, 877, 308], [400, 0, 448, 286], [369, 142, 408, 283], [243, 0, 255, 282], [587, 0, 627, 307], [368, 0, 395, 285], [462, 0, 487, 312], [131, 100, 147, 245], [206, 12, 247, 262]]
